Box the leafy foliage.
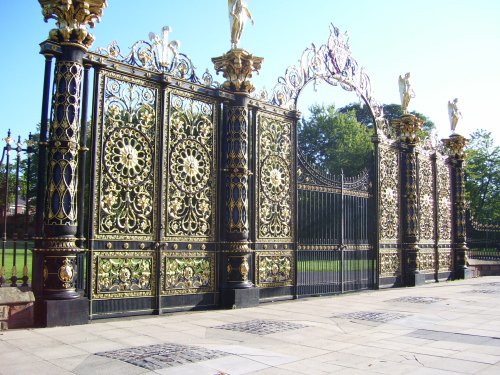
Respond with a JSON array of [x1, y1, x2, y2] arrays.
[[298, 104, 373, 176], [338, 103, 435, 138], [465, 129, 500, 222]]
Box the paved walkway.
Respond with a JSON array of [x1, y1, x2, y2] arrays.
[[1, 277, 500, 374]]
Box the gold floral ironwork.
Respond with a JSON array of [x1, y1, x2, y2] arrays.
[[379, 145, 399, 240], [257, 113, 293, 240], [256, 252, 294, 287], [380, 251, 401, 277], [436, 160, 452, 242], [438, 249, 453, 271], [418, 155, 434, 242], [93, 251, 154, 298], [165, 93, 216, 239], [417, 251, 435, 272], [95, 73, 158, 239], [162, 252, 215, 295]]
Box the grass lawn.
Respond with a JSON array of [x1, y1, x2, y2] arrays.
[[297, 259, 375, 272], [1, 241, 33, 284]]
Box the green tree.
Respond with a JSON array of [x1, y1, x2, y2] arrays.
[[298, 104, 373, 176], [338, 103, 435, 137], [465, 129, 500, 222]]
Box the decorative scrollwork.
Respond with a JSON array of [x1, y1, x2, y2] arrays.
[[438, 249, 452, 271], [269, 23, 383, 131], [257, 114, 293, 240], [379, 145, 399, 240], [97, 74, 158, 238], [162, 252, 215, 295], [418, 251, 435, 272], [418, 156, 434, 242], [95, 28, 220, 88], [436, 160, 452, 242], [166, 93, 216, 239], [256, 252, 294, 287], [94, 252, 154, 298], [380, 251, 400, 277]]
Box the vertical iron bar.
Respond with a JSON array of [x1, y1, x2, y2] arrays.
[[341, 170, 344, 293], [11, 136, 22, 286], [22, 134, 33, 287], [1, 131, 12, 287], [76, 64, 91, 293]]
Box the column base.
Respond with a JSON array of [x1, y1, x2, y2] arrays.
[[454, 268, 472, 280], [405, 273, 426, 287], [220, 287, 259, 309], [35, 297, 89, 327]]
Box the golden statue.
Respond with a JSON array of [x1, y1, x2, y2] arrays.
[[228, 0, 254, 49], [448, 98, 462, 133], [398, 72, 415, 114]]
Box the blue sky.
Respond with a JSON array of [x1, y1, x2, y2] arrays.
[[1, 0, 499, 145]]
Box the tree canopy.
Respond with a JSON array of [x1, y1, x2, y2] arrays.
[[465, 129, 500, 222], [298, 104, 373, 176], [338, 103, 435, 138]]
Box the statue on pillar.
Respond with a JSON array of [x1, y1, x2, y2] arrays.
[[228, 0, 254, 49], [448, 98, 462, 134], [398, 72, 415, 114]]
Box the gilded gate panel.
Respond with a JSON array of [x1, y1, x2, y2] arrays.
[[161, 251, 215, 295], [163, 91, 217, 241], [380, 250, 401, 277], [256, 113, 293, 241], [92, 251, 155, 299], [94, 71, 160, 240], [436, 158, 452, 243], [418, 155, 434, 243], [438, 249, 453, 271], [379, 144, 400, 241], [256, 251, 294, 287]]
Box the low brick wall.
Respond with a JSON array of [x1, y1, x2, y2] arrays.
[[467, 259, 500, 278], [0, 287, 35, 330]]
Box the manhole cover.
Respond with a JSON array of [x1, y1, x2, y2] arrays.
[[96, 343, 229, 370], [213, 319, 308, 335], [332, 311, 408, 323], [386, 296, 445, 304], [471, 289, 500, 294]]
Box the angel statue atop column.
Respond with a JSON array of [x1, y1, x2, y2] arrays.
[[228, 0, 254, 49], [398, 72, 415, 114], [448, 98, 462, 133]]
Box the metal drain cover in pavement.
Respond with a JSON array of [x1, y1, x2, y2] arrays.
[[96, 343, 229, 370], [332, 311, 408, 323], [471, 289, 500, 294], [386, 296, 446, 304], [213, 319, 308, 335]]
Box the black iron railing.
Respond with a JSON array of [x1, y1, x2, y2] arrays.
[[0, 130, 35, 287], [296, 150, 375, 296], [467, 211, 500, 261]]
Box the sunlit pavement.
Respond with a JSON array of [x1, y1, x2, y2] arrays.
[[1, 276, 499, 374]]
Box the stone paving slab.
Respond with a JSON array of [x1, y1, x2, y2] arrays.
[[1, 276, 500, 374]]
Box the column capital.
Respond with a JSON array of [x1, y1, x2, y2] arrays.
[[212, 48, 263, 93], [442, 133, 468, 161], [39, 0, 107, 49], [391, 114, 423, 145]]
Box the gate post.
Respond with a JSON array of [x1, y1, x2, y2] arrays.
[[443, 134, 470, 279], [213, 49, 263, 307], [393, 115, 426, 286], [34, 0, 106, 326]]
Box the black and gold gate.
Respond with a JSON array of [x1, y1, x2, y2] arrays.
[[33, 3, 469, 326], [296, 152, 375, 296]]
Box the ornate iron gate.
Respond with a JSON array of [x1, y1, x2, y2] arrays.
[[296, 151, 375, 296]]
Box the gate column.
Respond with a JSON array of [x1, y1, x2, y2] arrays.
[[393, 115, 426, 286], [34, 0, 106, 326], [213, 49, 263, 307], [443, 134, 471, 279]]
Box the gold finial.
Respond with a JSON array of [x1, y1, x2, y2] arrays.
[[39, 0, 107, 48]]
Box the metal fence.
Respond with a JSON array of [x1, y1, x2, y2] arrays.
[[296, 151, 375, 296], [0, 130, 35, 287], [467, 211, 500, 261]]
